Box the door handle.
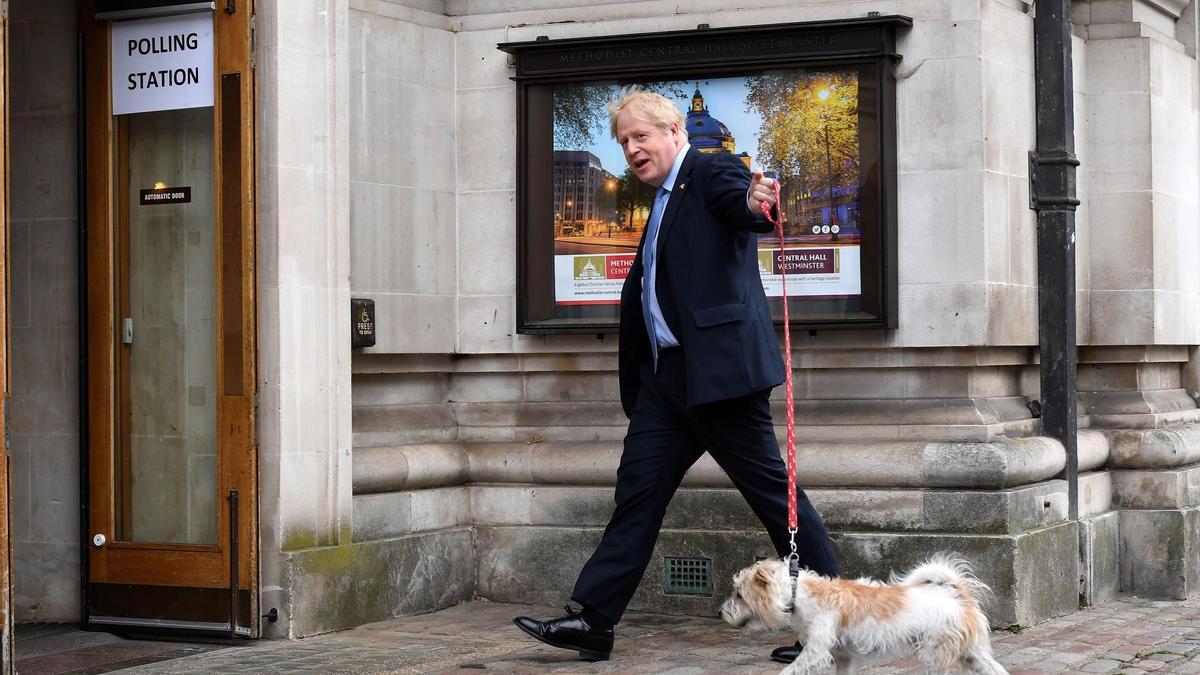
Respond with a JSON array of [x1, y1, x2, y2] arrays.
[[92, 533, 107, 547], [122, 317, 133, 345]]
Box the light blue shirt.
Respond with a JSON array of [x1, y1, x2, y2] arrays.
[[643, 143, 690, 350]]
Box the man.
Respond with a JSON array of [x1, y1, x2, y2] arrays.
[[514, 88, 840, 664]]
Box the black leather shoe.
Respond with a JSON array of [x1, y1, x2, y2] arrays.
[[513, 605, 614, 661], [770, 641, 803, 664]]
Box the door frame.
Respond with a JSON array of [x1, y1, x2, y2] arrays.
[[0, 0, 11, 666], [80, 0, 257, 637]]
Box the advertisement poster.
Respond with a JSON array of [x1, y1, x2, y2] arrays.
[[551, 70, 863, 308]]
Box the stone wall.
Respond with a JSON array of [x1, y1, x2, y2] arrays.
[[260, 0, 1200, 638], [9, 0, 81, 623]]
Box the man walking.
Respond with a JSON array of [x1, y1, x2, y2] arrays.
[[514, 87, 840, 663]]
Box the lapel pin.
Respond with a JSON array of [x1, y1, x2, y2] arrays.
[[678, 183, 687, 191]]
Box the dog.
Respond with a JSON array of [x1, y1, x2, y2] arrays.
[[720, 554, 1008, 674]]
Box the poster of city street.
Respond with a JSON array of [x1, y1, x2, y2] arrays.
[[552, 70, 864, 307]]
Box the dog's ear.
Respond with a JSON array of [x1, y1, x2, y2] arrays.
[[752, 563, 774, 589]]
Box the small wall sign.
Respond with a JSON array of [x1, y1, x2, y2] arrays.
[[139, 186, 192, 205], [351, 298, 376, 349], [111, 12, 214, 115]]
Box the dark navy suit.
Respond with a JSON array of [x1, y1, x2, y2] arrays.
[[570, 147, 841, 625]]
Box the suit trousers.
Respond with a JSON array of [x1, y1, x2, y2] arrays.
[[570, 347, 841, 625]]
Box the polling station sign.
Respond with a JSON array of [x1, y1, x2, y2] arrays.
[[111, 12, 214, 115]]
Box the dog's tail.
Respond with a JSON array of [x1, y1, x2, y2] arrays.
[[891, 553, 992, 607]]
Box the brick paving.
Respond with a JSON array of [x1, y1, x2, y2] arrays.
[[79, 594, 1200, 674]]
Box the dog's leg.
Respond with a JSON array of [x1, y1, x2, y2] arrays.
[[833, 654, 861, 675], [962, 644, 1009, 675], [780, 614, 837, 675], [963, 623, 1008, 674], [915, 637, 961, 675]]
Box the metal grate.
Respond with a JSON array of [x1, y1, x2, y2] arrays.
[[663, 557, 713, 596]]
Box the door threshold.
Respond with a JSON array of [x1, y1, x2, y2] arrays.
[[89, 615, 252, 639]]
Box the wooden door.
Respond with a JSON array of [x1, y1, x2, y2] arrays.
[[82, 0, 256, 637]]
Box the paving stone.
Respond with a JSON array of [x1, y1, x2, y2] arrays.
[[21, 593, 1200, 674], [1080, 659, 1125, 672]]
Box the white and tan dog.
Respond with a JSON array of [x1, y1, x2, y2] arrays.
[[720, 555, 1008, 674]]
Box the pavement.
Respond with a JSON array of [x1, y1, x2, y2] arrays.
[[17, 594, 1200, 674]]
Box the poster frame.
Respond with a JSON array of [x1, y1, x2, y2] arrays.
[[499, 15, 909, 334]]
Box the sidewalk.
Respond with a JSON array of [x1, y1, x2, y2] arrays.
[[84, 594, 1200, 674]]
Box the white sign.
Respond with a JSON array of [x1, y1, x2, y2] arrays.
[[111, 13, 214, 115]]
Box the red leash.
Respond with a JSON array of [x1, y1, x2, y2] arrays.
[[759, 180, 800, 563]]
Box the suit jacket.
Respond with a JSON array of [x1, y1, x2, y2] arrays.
[[618, 147, 786, 416]]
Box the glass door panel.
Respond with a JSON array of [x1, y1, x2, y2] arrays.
[[117, 106, 217, 546]]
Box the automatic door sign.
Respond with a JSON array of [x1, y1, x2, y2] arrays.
[[111, 12, 214, 115], [139, 185, 192, 205]]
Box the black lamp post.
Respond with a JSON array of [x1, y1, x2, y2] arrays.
[[818, 86, 839, 242]]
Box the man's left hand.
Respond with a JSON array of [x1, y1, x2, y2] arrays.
[[749, 171, 777, 215]]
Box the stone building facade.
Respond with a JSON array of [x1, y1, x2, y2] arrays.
[[7, 0, 1200, 644]]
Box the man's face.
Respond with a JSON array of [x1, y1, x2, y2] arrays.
[[615, 112, 684, 187]]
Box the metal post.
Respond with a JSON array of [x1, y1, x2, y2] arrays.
[[228, 489, 239, 638], [1030, 0, 1080, 519], [823, 119, 839, 242]]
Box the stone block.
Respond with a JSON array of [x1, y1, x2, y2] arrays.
[[896, 282, 990, 347], [352, 372, 449, 407], [457, 422, 628, 444], [8, 113, 77, 221], [455, 28, 512, 91], [1120, 507, 1200, 599], [29, 218, 79, 328], [349, 8, 453, 84], [351, 403, 456, 447], [982, 57, 1034, 180], [457, 191, 517, 296], [1106, 424, 1200, 468], [456, 87, 516, 192], [470, 485, 535, 526], [1079, 471, 1115, 517], [458, 437, 1067, 489], [352, 444, 469, 493], [1113, 465, 1200, 509], [897, 170, 986, 285], [359, 292, 458, 354], [349, 182, 457, 294], [897, 59, 984, 173], [475, 521, 1080, 628], [454, 401, 627, 431], [837, 523, 1081, 627], [1080, 432, 1113, 472], [523, 371, 621, 403], [283, 528, 476, 638], [457, 295, 515, 353], [10, 325, 79, 436], [26, 433, 80, 544], [351, 487, 469, 540], [449, 372, 525, 403], [350, 76, 455, 190], [1080, 510, 1120, 607], [921, 481, 1070, 534], [468, 482, 1071, 535], [13, 541, 80, 622]]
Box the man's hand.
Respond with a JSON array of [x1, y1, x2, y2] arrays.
[[749, 171, 777, 216]]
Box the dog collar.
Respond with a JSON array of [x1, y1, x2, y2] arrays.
[[787, 558, 800, 614]]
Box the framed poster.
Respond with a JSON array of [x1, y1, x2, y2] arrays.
[[500, 15, 909, 333]]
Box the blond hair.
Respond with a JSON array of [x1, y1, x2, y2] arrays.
[[608, 85, 685, 138]]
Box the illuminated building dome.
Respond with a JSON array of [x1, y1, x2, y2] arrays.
[[686, 86, 737, 154]]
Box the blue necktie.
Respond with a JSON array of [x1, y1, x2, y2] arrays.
[[641, 187, 670, 369]]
